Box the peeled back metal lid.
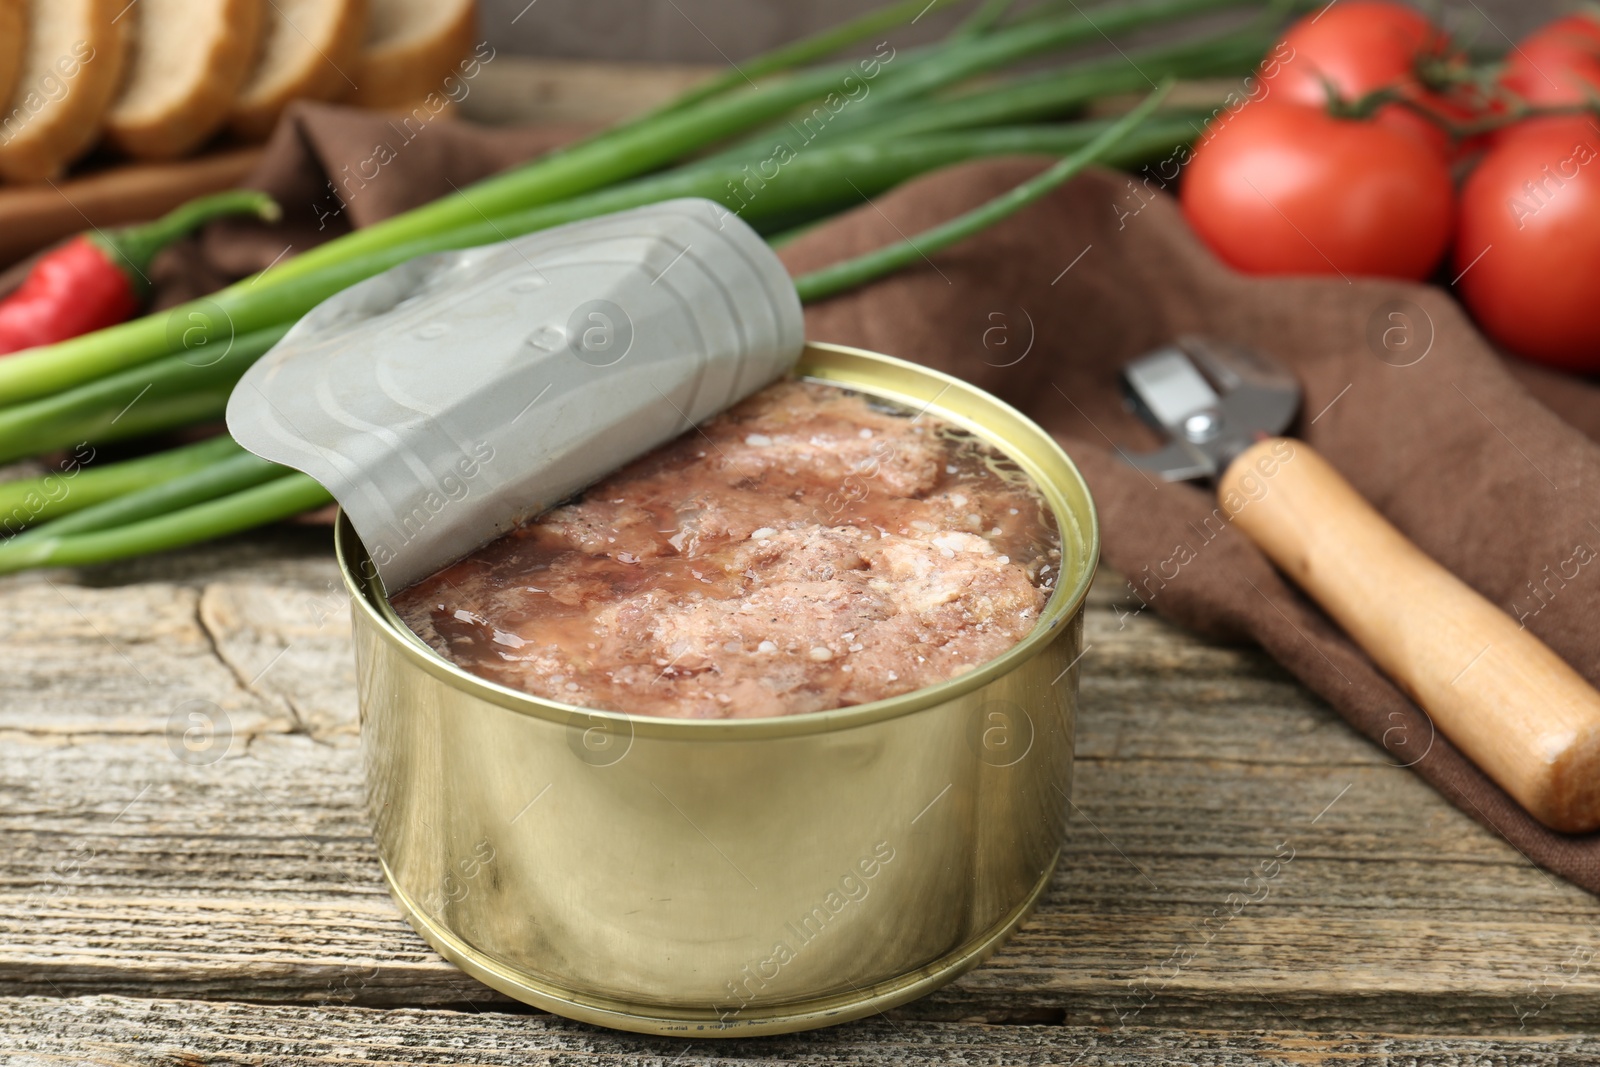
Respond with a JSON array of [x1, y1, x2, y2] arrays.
[[225, 198, 805, 590]]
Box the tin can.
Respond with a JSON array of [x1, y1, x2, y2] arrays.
[[338, 341, 1099, 1037]]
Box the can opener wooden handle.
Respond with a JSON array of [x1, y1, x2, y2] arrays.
[[1121, 339, 1600, 833]]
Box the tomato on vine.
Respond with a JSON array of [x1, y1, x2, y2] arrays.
[[1500, 14, 1600, 108], [1454, 116, 1600, 371], [1257, 0, 1463, 157], [1180, 101, 1454, 280]]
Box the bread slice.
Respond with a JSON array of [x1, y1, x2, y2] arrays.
[[105, 0, 265, 159], [346, 0, 476, 110], [228, 0, 368, 141], [0, 1, 26, 115], [0, 0, 129, 183]]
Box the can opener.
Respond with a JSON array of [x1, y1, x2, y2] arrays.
[[1120, 338, 1600, 833]]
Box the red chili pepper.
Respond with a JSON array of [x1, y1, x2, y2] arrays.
[[0, 190, 280, 356]]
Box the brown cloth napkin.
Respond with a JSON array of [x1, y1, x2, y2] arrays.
[[160, 103, 1600, 894]]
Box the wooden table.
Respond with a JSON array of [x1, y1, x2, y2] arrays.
[[5, 529, 1600, 1064], [6, 56, 1600, 1067]]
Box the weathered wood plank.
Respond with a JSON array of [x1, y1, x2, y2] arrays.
[[460, 57, 719, 128], [4, 888, 1596, 1032], [3, 543, 1599, 1036], [3, 995, 1599, 1066], [0, 733, 1572, 905]]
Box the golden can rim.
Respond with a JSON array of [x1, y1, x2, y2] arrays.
[[336, 340, 1100, 741]]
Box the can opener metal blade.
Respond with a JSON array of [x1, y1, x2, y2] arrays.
[[1120, 337, 1300, 483], [1120, 338, 1600, 834]]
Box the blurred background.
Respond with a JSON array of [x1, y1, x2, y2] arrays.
[[479, 0, 1564, 59]]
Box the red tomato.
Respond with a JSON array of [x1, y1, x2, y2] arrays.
[[1454, 116, 1600, 370], [1180, 101, 1455, 280], [1259, 0, 1458, 157], [1501, 14, 1600, 107]]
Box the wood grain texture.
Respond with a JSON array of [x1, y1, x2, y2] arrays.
[[457, 56, 717, 126], [0, 147, 262, 269], [8, 995, 1600, 1066], [4, 532, 1600, 1049]]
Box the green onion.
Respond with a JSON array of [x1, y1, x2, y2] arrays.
[[793, 79, 1174, 302], [266, 40, 953, 284], [7, 443, 280, 542], [953, 0, 1018, 39], [820, 30, 1271, 144], [354, 113, 1205, 253], [0, 0, 1264, 407], [0, 435, 238, 534], [0, 472, 332, 575], [697, 0, 1256, 167], [691, 29, 1261, 173], [504, 113, 1206, 236], [0, 323, 289, 464], [0, 55, 921, 401], [0, 113, 1206, 407], [857, 0, 1249, 108], [0, 83, 1183, 575]]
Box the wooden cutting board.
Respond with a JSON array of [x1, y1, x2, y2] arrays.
[[0, 147, 262, 270]]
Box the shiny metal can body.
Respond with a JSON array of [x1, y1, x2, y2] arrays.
[[338, 341, 1099, 1036]]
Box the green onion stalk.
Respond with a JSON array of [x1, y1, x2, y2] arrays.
[[691, 25, 1270, 170], [0, 324, 288, 464], [0, 114, 1211, 409], [0, 0, 1268, 406], [0, 83, 1173, 577], [0, 108, 1209, 478], [953, 0, 1020, 40], [320, 0, 1240, 252], [0, 435, 240, 534], [817, 29, 1274, 143], [794, 77, 1172, 300], [5, 442, 280, 542], [860, 0, 1241, 108]]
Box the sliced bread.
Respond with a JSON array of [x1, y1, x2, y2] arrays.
[[105, 0, 265, 159], [346, 0, 476, 110], [0, 0, 129, 183], [228, 0, 368, 141], [0, 0, 25, 113]]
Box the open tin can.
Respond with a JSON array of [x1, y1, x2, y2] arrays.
[[337, 341, 1099, 1036]]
